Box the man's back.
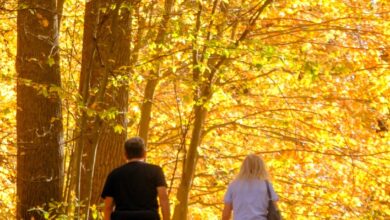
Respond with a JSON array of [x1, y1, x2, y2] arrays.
[[102, 137, 170, 220], [101, 161, 167, 212]]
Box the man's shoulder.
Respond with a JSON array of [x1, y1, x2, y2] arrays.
[[108, 162, 163, 174], [145, 162, 162, 168], [143, 162, 164, 172], [107, 164, 126, 176]]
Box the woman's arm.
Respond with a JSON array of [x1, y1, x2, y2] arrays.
[[222, 202, 232, 220]]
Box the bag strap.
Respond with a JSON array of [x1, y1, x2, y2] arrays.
[[265, 180, 272, 201]]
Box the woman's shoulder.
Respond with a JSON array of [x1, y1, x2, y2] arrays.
[[230, 178, 267, 188], [232, 178, 268, 183]]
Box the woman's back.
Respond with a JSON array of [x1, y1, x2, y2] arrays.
[[222, 154, 279, 220], [224, 179, 278, 220]]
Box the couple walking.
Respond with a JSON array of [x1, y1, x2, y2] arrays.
[[101, 137, 279, 220]]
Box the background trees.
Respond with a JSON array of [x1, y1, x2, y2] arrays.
[[1, 0, 389, 219]]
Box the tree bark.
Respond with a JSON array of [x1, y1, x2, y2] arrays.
[[16, 0, 64, 219], [75, 0, 132, 211], [139, 78, 159, 144]]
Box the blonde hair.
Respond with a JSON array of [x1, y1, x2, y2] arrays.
[[236, 154, 269, 180]]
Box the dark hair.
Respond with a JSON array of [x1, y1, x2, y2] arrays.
[[124, 137, 146, 159]]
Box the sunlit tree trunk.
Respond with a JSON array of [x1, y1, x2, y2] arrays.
[[172, 1, 273, 218], [172, 4, 205, 219], [73, 0, 132, 215], [138, 78, 158, 144], [172, 53, 216, 220], [16, 0, 64, 219], [138, 0, 175, 146], [172, 105, 208, 220]]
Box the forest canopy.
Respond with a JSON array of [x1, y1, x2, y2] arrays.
[[0, 0, 389, 219]]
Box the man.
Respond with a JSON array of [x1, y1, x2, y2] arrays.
[[101, 137, 170, 220]]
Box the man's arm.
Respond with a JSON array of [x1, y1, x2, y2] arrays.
[[157, 186, 170, 220], [222, 202, 232, 220], [104, 197, 114, 220]]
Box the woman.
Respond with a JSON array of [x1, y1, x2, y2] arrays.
[[222, 154, 279, 220]]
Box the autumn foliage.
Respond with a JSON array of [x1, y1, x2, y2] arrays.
[[0, 0, 389, 219]]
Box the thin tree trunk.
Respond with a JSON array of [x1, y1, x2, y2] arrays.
[[72, 0, 99, 208], [172, 3, 203, 219], [172, 57, 214, 220], [138, 0, 175, 146], [172, 1, 274, 218], [139, 78, 159, 144], [172, 105, 207, 220], [16, 0, 64, 219]]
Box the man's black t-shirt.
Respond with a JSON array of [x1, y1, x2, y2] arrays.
[[101, 161, 167, 212]]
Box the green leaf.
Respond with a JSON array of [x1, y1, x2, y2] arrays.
[[47, 56, 55, 67], [114, 124, 124, 133]]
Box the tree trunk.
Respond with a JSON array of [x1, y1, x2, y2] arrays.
[[171, 1, 274, 217], [172, 3, 205, 219], [172, 57, 214, 220], [16, 0, 64, 219], [138, 78, 159, 145], [138, 0, 175, 146], [75, 0, 132, 211], [172, 105, 207, 220]]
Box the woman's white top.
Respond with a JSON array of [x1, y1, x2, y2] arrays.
[[224, 179, 279, 220]]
